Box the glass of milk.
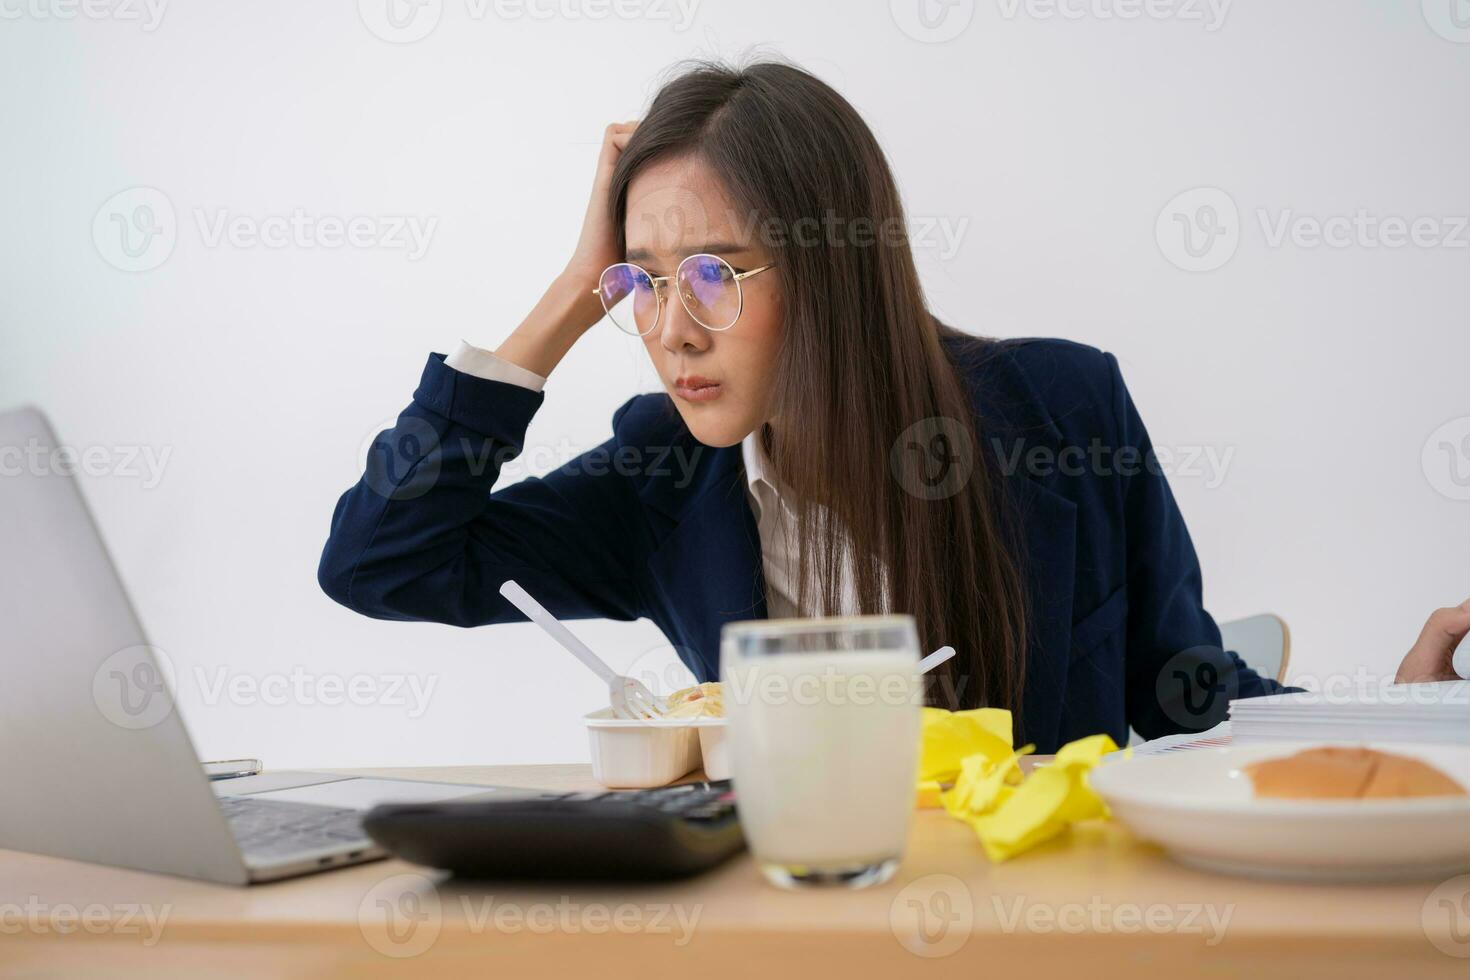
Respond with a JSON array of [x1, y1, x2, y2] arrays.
[[721, 615, 922, 889]]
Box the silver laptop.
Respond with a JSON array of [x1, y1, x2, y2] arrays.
[[0, 406, 516, 884]]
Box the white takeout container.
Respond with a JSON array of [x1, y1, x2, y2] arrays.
[[584, 709, 728, 788], [694, 721, 730, 782]]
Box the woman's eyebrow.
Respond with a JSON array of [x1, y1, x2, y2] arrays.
[[624, 242, 751, 264]]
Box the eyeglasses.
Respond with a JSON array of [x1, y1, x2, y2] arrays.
[[592, 253, 775, 337]]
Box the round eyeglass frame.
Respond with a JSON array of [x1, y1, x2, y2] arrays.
[[592, 253, 776, 337]]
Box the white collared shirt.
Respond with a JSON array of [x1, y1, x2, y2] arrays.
[[444, 341, 855, 618]]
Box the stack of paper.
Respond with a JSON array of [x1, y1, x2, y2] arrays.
[[1123, 721, 1233, 757], [1229, 680, 1470, 744]]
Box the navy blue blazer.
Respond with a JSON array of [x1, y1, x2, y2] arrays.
[[319, 336, 1287, 752]]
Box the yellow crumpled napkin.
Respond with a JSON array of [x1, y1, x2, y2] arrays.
[[915, 706, 1016, 808], [917, 707, 1120, 862]]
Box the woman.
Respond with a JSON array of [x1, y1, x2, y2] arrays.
[[318, 59, 1467, 752]]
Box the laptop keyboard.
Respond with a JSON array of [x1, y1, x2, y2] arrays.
[[218, 795, 371, 861]]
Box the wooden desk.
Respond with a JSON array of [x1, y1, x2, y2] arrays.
[[3, 764, 1465, 978]]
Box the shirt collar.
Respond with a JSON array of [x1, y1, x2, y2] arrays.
[[740, 428, 771, 488], [740, 427, 780, 522]]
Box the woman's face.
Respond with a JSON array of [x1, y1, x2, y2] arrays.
[[623, 156, 783, 448]]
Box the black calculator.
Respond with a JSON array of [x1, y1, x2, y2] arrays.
[[361, 781, 744, 880]]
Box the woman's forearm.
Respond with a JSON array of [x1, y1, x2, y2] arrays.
[[493, 271, 605, 379]]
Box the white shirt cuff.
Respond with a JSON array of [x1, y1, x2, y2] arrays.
[[444, 340, 547, 392]]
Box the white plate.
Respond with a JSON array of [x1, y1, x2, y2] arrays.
[[1090, 742, 1470, 881]]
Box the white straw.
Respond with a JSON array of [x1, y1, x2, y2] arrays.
[[918, 645, 956, 674]]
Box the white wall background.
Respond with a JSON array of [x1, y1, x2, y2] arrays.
[[2, 0, 1467, 768]]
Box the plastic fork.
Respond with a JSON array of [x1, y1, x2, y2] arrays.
[[498, 580, 670, 720]]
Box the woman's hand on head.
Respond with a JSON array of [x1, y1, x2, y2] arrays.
[[490, 121, 638, 379], [1395, 597, 1470, 683], [564, 120, 639, 288]]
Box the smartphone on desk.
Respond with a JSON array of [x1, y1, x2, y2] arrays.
[[202, 758, 263, 781]]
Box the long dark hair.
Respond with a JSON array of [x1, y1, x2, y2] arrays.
[[608, 58, 1029, 717]]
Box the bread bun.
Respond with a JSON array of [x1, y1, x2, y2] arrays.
[[1244, 747, 1466, 800]]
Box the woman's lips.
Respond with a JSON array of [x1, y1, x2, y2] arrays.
[[673, 375, 723, 403]]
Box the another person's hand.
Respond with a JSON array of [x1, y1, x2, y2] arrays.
[[1395, 598, 1470, 683]]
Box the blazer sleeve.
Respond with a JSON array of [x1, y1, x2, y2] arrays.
[[317, 353, 648, 627], [1107, 353, 1293, 739]]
